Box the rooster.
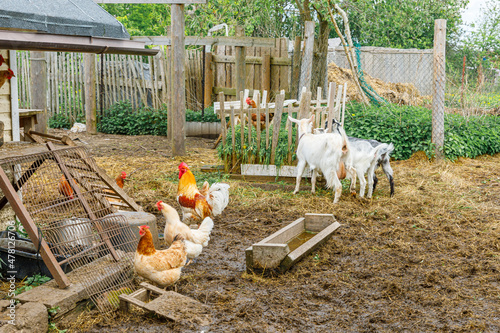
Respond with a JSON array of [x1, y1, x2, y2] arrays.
[[245, 97, 274, 129], [134, 225, 187, 287], [58, 175, 78, 199], [157, 201, 213, 264], [115, 171, 127, 188], [177, 162, 230, 223], [0, 55, 5, 66], [0, 69, 15, 90]]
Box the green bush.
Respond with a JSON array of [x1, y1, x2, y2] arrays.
[[218, 102, 500, 163], [48, 113, 72, 129], [97, 101, 219, 136]]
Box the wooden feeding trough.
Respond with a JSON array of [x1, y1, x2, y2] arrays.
[[246, 213, 340, 273], [119, 282, 211, 326]]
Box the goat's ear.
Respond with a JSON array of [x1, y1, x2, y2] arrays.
[[288, 116, 297, 123], [309, 114, 315, 123]]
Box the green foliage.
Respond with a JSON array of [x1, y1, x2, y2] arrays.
[[342, 0, 468, 49], [218, 102, 500, 163], [218, 113, 298, 168], [15, 274, 51, 295], [49, 114, 72, 129], [98, 101, 219, 136], [101, 1, 299, 38], [344, 102, 500, 161]]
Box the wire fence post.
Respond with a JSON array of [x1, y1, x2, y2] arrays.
[[432, 19, 446, 160]]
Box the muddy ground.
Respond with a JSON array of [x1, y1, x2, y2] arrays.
[[50, 129, 500, 332]]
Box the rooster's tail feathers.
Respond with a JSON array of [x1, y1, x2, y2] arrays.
[[207, 183, 230, 216]]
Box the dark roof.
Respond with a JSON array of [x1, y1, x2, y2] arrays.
[[0, 0, 130, 40]]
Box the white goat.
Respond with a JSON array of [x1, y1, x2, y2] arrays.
[[320, 120, 394, 198], [289, 115, 354, 203]]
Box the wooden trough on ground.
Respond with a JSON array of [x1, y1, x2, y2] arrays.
[[119, 282, 211, 326], [246, 213, 340, 273]]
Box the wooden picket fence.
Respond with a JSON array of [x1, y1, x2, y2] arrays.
[[15, 48, 204, 121], [217, 83, 347, 173]]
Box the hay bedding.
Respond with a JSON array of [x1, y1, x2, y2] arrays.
[[328, 62, 432, 106], [44, 129, 500, 332]]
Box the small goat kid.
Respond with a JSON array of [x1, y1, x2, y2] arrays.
[[319, 121, 394, 198], [289, 115, 354, 203]]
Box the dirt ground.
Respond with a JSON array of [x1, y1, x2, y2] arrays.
[[50, 129, 500, 333]]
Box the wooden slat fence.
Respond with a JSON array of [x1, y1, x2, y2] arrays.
[[15, 47, 205, 122], [212, 38, 291, 102]]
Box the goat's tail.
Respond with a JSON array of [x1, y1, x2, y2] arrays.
[[374, 143, 393, 161]]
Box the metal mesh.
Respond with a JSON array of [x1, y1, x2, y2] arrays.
[[0, 146, 137, 312]]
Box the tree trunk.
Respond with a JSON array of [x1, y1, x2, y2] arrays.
[[311, 20, 330, 100]]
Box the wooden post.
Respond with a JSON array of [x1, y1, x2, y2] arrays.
[[30, 51, 47, 133], [171, 4, 186, 156], [84, 54, 97, 134], [298, 22, 315, 95], [432, 19, 446, 160], [261, 52, 271, 102], [291, 36, 302, 99], [235, 26, 246, 99], [270, 93, 285, 165], [0, 167, 70, 289], [204, 52, 213, 108]]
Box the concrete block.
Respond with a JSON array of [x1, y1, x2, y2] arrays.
[[0, 302, 48, 333], [108, 211, 159, 248]]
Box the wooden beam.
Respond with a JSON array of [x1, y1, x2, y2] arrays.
[[204, 52, 213, 108], [30, 52, 47, 134], [9, 50, 20, 141], [212, 55, 291, 66], [291, 36, 302, 99], [132, 36, 275, 47], [84, 54, 97, 134], [0, 167, 70, 289], [171, 4, 186, 156], [432, 19, 446, 160], [261, 54, 271, 100], [235, 26, 246, 99]]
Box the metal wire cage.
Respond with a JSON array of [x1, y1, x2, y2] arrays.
[[0, 146, 138, 312]]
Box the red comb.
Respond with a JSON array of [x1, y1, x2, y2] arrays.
[[178, 162, 188, 170]]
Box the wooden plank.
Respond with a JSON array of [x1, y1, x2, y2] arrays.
[[265, 103, 270, 149], [252, 243, 290, 269], [30, 51, 47, 133], [270, 41, 280, 100], [84, 54, 97, 134], [326, 83, 336, 132], [0, 167, 70, 288], [255, 91, 261, 158], [219, 92, 226, 147], [235, 26, 246, 99], [261, 53, 271, 98], [230, 106, 236, 168], [432, 19, 446, 160], [304, 213, 336, 232], [204, 52, 213, 108], [132, 35, 274, 47], [171, 4, 186, 156], [298, 21, 315, 94], [281, 222, 341, 272], [279, 38, 289, 95], [212, 55, 291, 66], [298, 91, 312, 120], [259, 217, 305, 244], [270, 92, 285, 165], [239, 91, 245, 152]]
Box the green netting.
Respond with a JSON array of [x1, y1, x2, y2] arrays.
[[355, 43, 388, 106]]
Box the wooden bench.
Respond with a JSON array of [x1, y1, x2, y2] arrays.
[[19, 109, 44, 142]]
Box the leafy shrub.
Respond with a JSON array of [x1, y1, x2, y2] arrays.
[[97, 101, 219, 136], [218, 102, 500, 163], [49, 113, 72, 129]]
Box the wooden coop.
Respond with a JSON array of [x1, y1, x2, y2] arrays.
[[215, 82, 348, 176], [0, 142, 145, 312]]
